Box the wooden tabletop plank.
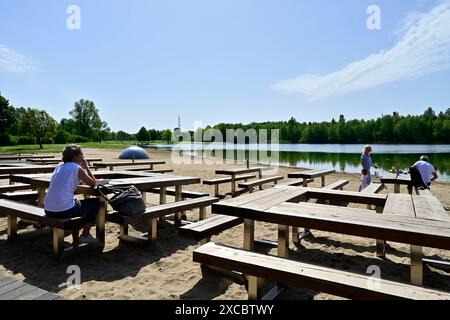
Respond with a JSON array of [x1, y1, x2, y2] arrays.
[[267, 202, 450, 250], [381, 173, 411, 185], [213, 187, 286, 207], [301, 187, 387, 206], [288, 169, 336, 179], [0, 166, 55, 175], [383, 194, 415, 218], [12, 173, 201, 196], [413, 195, 450, 222]]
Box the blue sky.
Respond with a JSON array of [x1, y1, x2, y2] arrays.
[[1, 0, 450, 132]]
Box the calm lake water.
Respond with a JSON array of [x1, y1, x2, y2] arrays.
[[151, 143, 450, 182]]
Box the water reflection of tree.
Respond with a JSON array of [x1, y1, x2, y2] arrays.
[[194, 148, 449, 177], [277, 152, 449, 176]]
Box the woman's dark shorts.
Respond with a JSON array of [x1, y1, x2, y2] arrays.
[[45, 198, 100, 224]]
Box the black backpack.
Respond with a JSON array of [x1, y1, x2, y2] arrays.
[[98, 185, 147, 216]]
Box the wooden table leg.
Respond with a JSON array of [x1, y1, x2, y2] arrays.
[[301, 178, 311, 236], [321, 176, 326, 188], [7, 215, 17, 241], [248, 275, 261, 300], [231, 174, 236, 197], [278, 225, 289, 258], [148, 217, 157, 242], [109, 165, 114, 171], [159, 187, 166, 222], [243, 219, 255, 250], [53, 228, 65, 258], [394, 183, 400, 193], [150, 164, 154, 170], [37, 188, 45, 208], [375, 206, 386, 258], [175, 185, 182, 224], [96, 199, 106, 246], [199, 207, 207, 221], [411, 245, 423, 286], [258, 169, 263, 190]]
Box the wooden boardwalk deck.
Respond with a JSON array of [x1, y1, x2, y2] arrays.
[[0, 274, 62, 300]]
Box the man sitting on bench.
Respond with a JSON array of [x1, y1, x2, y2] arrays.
[[44, 145, 99, 244]]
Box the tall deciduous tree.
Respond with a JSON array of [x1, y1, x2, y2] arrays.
[[69, 99, 104, 138], [21, 108, 57, 149], [136, 126, 150, 144], [0, 93, 16, 144]]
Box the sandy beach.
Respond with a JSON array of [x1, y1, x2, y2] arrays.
[[1, 148, 449, 300]]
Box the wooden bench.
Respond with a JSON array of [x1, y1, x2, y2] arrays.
[[194, 242, 450, 300], [322, 179, 349, 191], [0, 184, 32, 193], [316, 180, 350, 206], [362, 182, 385, 194], [279, 178, 314, 187], [179, 215, 243, 242], [0, 191, 38, 203], [106, 196, 219, 244], [238, 176, 284, 193], [203, 174, 256, 196], [0, 199, 105, 259]]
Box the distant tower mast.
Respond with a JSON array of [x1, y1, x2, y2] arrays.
[[177, 115, 181, 130]]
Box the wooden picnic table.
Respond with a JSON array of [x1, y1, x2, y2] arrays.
[[288, 169, 336, 187], [0, 165, 56, 184], [287, 169, 336, 236], [215, 166, 272, 196], [211, 185, 450, 286], [12, 171, 200, 215], [381, 173, 411, 193], [93, 160, 166, 171], [26, 157, 102, 165]]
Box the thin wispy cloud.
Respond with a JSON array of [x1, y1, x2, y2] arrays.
[[0, 45, 36, 73], [274, 0, 450, 100]]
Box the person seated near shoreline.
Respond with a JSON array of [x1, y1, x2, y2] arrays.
[[360, 145, 378, 186], [359, 168, 371, 192], [409, 155, 438, 190], [44, 145, 100, 244]]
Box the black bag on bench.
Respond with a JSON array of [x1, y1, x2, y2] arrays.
[[98, 185, 147, 216]]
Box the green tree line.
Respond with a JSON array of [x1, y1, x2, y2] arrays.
[[210, 108, 450, 144], [0, 93, 173, 148]]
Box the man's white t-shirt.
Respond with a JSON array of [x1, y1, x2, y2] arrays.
[[415, 160, 436, 184], [44, 162, 80, 212]]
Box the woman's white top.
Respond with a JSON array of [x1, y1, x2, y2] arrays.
[[44, 162, 80, 212]]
